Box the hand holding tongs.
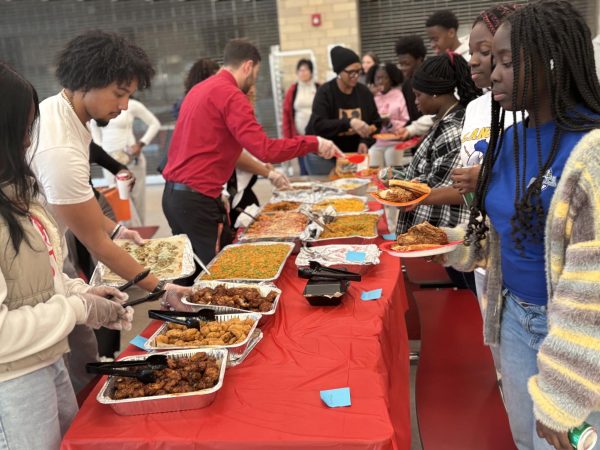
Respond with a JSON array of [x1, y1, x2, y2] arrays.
[[122, 289, 166, 308], [107, 268, 151, 300], [85, 354, 168, 383], [298, 261, 362, 281], [148, 309, 216, 329]]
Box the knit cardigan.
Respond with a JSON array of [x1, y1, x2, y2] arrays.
[[444, 128, 600, 432]]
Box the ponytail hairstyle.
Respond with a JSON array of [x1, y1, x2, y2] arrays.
[[466, 0, 600, 250], [412, 51, 482, 106], [0, 62, 40, 253]]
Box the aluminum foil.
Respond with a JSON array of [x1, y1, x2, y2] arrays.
[[181, 281, 281, 317], [144, 312, 262, 362], [301, 211, 382, 246], [311, 194, 369, 213], [96, 348, 228, 416], [90, 234, 196, 287], [295, 244, 381, 275], [196, 241, 295, 283], [325, 178, 371, 196]]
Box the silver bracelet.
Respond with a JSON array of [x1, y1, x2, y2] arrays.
[[110, 223, 122, 240]]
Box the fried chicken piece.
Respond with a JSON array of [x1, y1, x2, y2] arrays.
[[392, 222, 449, 251], [378, 186, 416, 203]]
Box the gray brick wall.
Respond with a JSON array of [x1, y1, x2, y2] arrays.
[[0, 0, 280, 177]]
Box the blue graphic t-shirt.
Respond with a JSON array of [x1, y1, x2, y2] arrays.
[[486, 119, 589, 305]]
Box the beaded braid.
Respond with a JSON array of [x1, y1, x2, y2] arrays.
[[465, 0, 600, 249]]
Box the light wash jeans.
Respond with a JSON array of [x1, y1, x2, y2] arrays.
[[500, 290, 600, 450], [304, 152, 336, 176], [0, 358, 78, 450]]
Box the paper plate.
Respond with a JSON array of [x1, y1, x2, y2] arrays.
[[379, 240, 463, 258], [370, 186, 431, 207], [395, 136, 423, 151]]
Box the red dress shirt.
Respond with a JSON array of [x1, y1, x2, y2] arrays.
[[163, 70, 318, 198]]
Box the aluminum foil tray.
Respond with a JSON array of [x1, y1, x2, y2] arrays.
[[96, 348, 228, 415], [144, 312, 261, 362], [295, 244, 381, 275], [310, 194, 369, 213], [181, 281, 281, 317], [325, 178, 370, 196], [197, 241, 294, 283], [90, 234, 195, 287], [302, 211, 382, 246]]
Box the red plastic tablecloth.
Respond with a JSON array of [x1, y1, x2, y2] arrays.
[[62, 212, 410, 450]]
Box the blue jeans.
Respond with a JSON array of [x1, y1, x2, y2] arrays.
[[500, 290, 600, 450], [0, 358, 78, 450], [304, 153, 336, 176]]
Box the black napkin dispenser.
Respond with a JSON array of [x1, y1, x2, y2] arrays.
[[300, 262, 360, 306]]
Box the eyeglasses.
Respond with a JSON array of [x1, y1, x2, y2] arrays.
[[342, 69, 361, 78]]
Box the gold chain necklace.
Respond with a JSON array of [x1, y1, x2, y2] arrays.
[[61, 89, 76, 114], [436, 101, 459, 122]]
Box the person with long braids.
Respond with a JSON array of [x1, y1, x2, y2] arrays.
[[441, 1, 600, 449], [395, 51, 481, 290]]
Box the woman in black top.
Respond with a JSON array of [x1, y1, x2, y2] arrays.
[[305, 46, 381, 175]]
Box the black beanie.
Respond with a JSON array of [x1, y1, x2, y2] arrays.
[[331, 46, 360, 74]]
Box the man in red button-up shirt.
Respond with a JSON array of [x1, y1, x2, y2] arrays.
[[162, 39, 340, 269]]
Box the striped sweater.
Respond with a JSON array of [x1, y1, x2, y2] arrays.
[[444, 128, 600, 432]]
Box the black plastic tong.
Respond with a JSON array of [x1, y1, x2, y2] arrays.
[[298, 261, 362, 282], [122, 289, 166, 308], [85, 354, 168, 383], [148, 309, 217, 329]]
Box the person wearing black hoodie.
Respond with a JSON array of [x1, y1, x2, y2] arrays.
[[305, 46, 381, 175]]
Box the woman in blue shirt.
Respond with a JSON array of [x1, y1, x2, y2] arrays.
[[461, 1, 600, 449]]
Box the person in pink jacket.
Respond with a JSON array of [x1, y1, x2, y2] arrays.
[[368, 63, 409, 167]]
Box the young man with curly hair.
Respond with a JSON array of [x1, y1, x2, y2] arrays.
[[29, 30, 191, 391]]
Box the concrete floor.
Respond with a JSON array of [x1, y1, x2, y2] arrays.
[[119, 180, 423, 450]]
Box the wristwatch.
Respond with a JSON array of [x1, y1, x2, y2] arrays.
[[153, 280, 166, 294]]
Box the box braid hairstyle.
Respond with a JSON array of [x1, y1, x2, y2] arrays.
[[412, 50, 482, 108], [466, 0, 600, 251], [473, 3, 521, 36]]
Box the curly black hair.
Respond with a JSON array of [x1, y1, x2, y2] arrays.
[[56, 30, 155, 92], [466, 0, 600, 251], [426, 10, 459, 30], [366, 62, 404, 87], [184, 58, 219, 94], [394, 35, 427, 60]]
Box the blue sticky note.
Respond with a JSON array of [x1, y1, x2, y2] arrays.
[[382, 233, 397, 241], [129, 335, 148, 350], [346, 251, 366, 263], [361, 288, 383, 301], [320, 387, 351, 408]]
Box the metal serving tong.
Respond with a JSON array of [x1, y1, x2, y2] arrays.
[[298, 261, 362, 282], [122, 289, 166, 308], [148, 309, 217, 329], [85, 354, 168, 384]]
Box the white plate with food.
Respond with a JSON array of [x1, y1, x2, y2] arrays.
[[379, 240, 462, 258], [379, 222, 462, 258]]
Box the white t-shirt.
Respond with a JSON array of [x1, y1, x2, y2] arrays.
[[89, 99, 160, 152], [460, 92, 521, 167], [293, 81, 317, 136], [456, 35, 470, 62], [30, 93, 94, 208]]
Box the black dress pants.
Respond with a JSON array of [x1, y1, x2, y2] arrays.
[[162, 182, 234, 283]]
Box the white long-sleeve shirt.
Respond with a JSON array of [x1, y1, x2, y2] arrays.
[[90, 99, 160, 152], [0, 204, 88, 382]]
